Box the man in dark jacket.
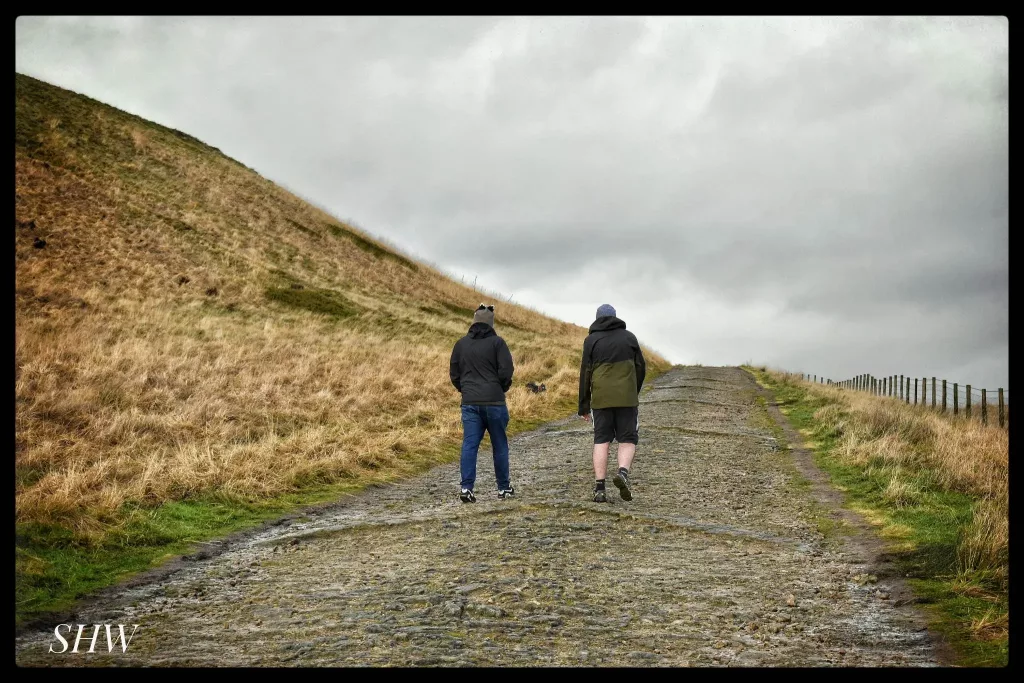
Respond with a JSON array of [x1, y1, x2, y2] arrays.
[[449, 304, 516, 503], [578, 304, 646, 502]]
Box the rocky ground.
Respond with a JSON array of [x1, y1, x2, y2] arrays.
[[15, 366, 939, 667]]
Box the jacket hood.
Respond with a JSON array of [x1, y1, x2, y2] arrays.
[[589, 316, 626, 333], [468, 322, 496, 339]]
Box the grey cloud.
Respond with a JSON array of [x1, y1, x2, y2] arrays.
[[15, 16, 1008, 388]]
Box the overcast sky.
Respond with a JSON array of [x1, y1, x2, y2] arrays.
[[16, 16, 1008, 390]]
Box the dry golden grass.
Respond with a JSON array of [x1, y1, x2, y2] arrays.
[[15, 74, 670, 541], [969, 606, 1009, 642], [770, 371, 1008, 585]]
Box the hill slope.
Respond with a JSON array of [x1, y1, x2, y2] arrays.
[[15, 74, 668, 548]]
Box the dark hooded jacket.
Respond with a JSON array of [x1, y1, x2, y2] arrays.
[[450, 322, 514, 406], [578, 316, 646, 415]]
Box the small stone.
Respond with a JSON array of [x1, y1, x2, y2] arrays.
[[465, 604, 504, 618], [441, 601, 464, 618]]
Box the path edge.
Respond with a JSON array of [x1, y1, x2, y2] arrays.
[[741, 368, 957, 667]]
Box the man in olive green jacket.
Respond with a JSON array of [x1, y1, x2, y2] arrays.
[[578, 304, 646, 502]]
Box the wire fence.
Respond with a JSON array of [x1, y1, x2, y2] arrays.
[[797, 372, 1008, 429]]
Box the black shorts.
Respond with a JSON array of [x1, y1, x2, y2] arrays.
[[593, 406, 639, 445]]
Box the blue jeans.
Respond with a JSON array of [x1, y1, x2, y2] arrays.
[[460, 404, 511, 491]]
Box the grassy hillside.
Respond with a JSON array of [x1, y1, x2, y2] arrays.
[[15, 73, 671, 621], [748, 368, 1007, 666]]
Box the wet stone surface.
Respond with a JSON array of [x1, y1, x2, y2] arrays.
[[16, 367, 938, 667]]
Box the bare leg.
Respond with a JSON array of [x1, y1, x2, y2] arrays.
[[592, 442, 611, 480], [616, 442, 636, 471]]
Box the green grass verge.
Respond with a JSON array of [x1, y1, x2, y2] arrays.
[[743, 366, 1008, 667]]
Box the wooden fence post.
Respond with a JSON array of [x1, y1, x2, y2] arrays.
[[999, 389, 1005, 428], [922, 377, 927, 407], [982, 389, 987, 425], [899, 375, 903, 400], [906, 377, 910, 404], [966, 385, 971, 419], [953, 383, 958, 416], [932, 378, 937, 409], [915, 378, 919, 405], [942, 380, 947, 413]]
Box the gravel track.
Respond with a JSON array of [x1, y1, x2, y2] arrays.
[[16, 366, 939, 667]]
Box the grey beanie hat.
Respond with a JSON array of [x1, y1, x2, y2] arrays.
[[473, 303, 494, 327], [596, 303, 616, 318]]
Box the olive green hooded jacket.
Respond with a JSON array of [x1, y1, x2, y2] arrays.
[[578, 316, 646, 414]]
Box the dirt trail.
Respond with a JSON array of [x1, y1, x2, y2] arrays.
[[16, 367, 939, 667]]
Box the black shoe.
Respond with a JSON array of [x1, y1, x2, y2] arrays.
[[460, 488, 476, 503], [593, 488, 607, 503], [612, 471, 632, 501], [497, 486, 515, 499]]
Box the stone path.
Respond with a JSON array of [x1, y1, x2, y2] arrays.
[[15, 366, 939, 667]]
